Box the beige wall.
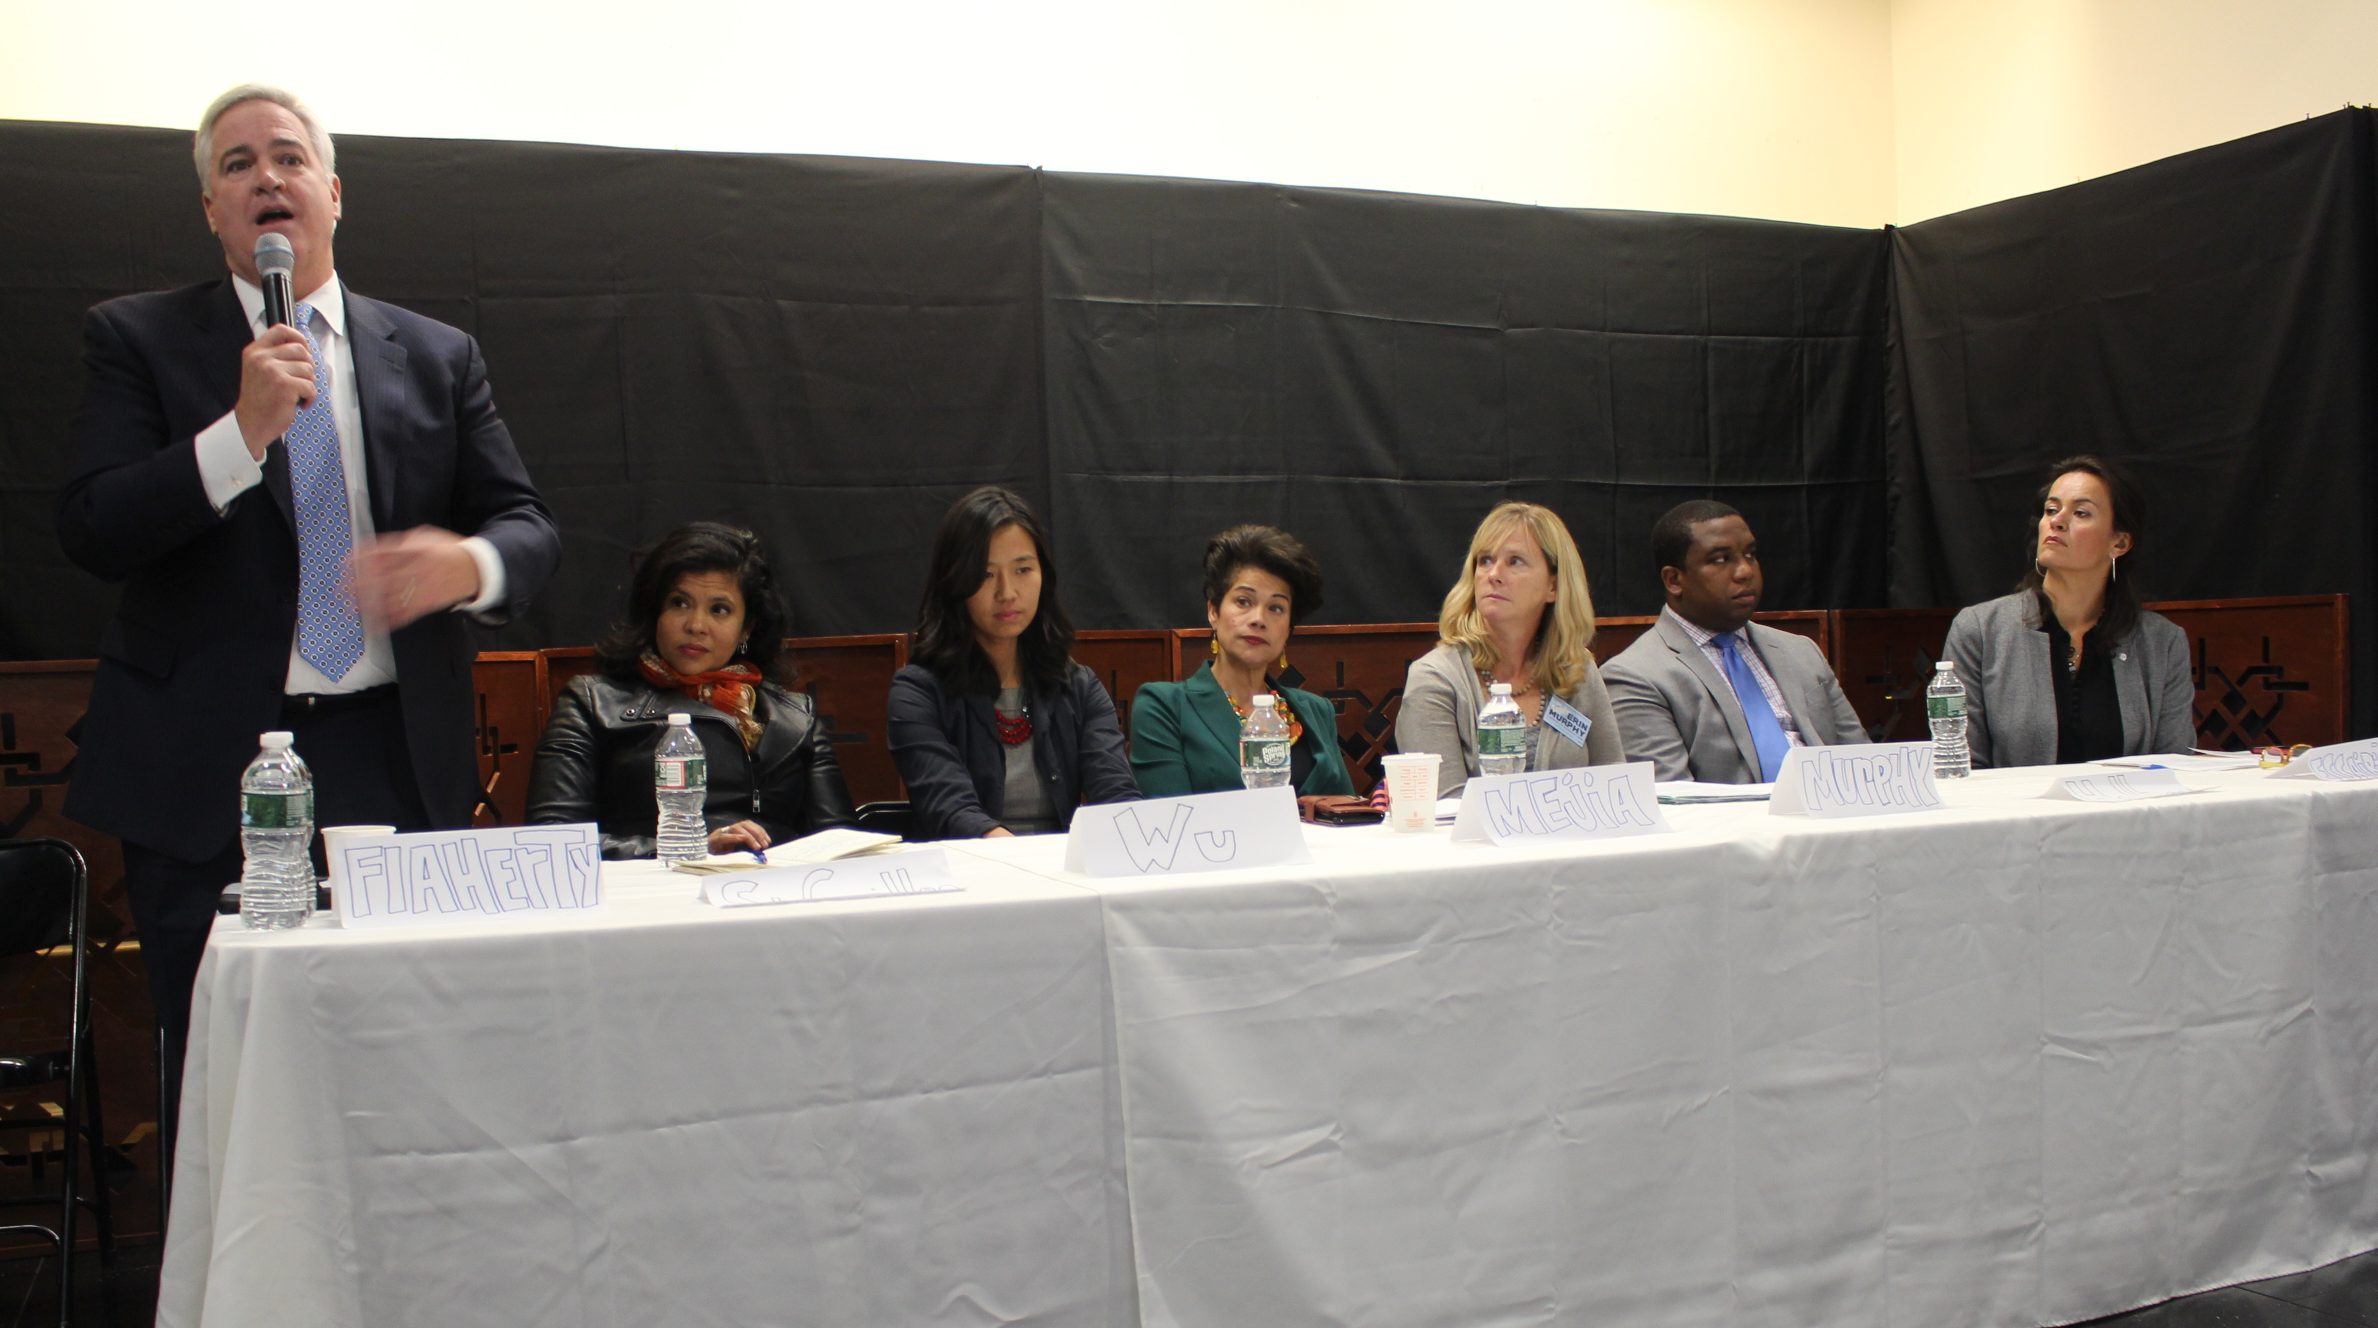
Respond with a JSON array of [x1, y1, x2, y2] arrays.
[[1891, 0, 2378, 222], [0, 0, 1892, 225], [1, 1, 2370, 228]]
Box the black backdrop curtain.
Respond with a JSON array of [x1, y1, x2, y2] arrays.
[[1887, 110, 2378, 733], [2, 111, 2371, 735]]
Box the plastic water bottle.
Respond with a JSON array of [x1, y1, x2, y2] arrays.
[[1477, 682, 1528, 776], [1927, 661, 1971, 779], [239, 730, 316, 930], [1239, 693, 1293, 789], [654, 713, 709, 862]]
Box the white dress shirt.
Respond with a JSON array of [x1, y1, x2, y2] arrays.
[[192, 274, 503, 693]]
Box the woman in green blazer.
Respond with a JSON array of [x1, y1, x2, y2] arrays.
[[1131, 525, 1355, 798]]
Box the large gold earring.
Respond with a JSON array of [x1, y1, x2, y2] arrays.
[[1277, 651, 1289, 673], [1210, 633, 1221, 658]]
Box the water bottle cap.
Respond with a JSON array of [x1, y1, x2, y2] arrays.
[[1934, 661, 1954, 672], [667, 712, 692, 724], [1489, 682, 1513, 696], [1252, 693, 1274, 707], [259, 730, 294, 748]]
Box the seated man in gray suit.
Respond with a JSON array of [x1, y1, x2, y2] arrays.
[[1603, 501, 1865, 783]]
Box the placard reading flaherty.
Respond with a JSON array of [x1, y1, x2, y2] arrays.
[[1768, 743, 1942, 819], [1450, 763, 1668, 844], [331, 824, 603, 929], [697, 848, 958, 907], [1063, 786, 1309, 878], [2046, 768, 2193, 802], [2270, 737, 2378, 782]]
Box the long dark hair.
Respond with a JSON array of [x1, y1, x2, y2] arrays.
[[2018, 454, 2146, 646], [910, 486, 1075, 696], [596, 522, 792, 684]]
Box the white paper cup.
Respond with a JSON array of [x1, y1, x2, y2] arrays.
[[319, 825, 397, 902], [1380, 753, 1441, 832]]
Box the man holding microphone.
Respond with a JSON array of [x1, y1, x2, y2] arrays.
[[57, 84, 561, 1104]]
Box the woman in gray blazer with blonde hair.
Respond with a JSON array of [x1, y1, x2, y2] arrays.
[[1942, 455, 2195, 768]]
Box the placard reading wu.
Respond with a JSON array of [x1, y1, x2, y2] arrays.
[[1063, 786, 1310, 878], [331, 824, 603, 930]]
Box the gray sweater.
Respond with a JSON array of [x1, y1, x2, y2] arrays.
[[1941, 591, 2196, 768], [1395, 642, 1627, 796]]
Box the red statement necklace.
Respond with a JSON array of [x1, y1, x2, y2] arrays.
[[1225, 686, 1305, 746], [993, 700, 1034, 746]]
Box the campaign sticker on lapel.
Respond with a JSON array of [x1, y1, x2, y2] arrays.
[[2270, 736, 2378, 782], [698, 848, 958, 907], [1063, 786, 1310, 878], [1768, 743, 1942, 819], [1541, 695, 1593, 748], [331, 824, 603, 930], [1450, 763, 1668, 845]]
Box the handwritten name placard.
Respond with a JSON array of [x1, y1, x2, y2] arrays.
[[698, 848, 958, 907], [1450, 763, 1668, 845], [1769, 743, 1942, 819], [331, 824, 602, 930], [2047, 768, 2193, 803], [2271, 737, 2378, 783], [1063, 786, 1310, 878]]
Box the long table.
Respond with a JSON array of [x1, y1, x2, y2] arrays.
[[160, 767, 2378, 1327]]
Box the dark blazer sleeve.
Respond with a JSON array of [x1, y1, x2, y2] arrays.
[[55, 300, 234, 581], [888, 666, 1001, 841], [755, 689, 858, 840], [1128, 682, 1195, 798], [1070, 664, 1141, 807]]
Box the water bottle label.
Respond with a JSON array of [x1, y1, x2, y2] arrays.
[[1240, 738, 1290, 771], [656, 757, 707, 791], [1926, 695, 1965, 721], [241, 789, 312, 829], [1478, 726, 1528, 758]]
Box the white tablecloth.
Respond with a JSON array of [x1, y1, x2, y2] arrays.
[[159, 860, 1135, 1328], [966, 768, 2378, 1328], [161, 768, 2378, 1328]]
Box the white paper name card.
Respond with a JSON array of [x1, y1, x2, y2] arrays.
[[332, 824, 602, 929], [1451, 763, 1669, 845], [1063, 786, 1310, 878], [2047, 769, 2193, 802], [698, 849, 959, 907], [1769, 743, 1942, 819], [2271, 737, 2378, 782]]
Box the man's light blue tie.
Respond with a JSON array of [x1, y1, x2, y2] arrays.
[[286, 302, 365, 681], [1715, 632, 1790, 782]]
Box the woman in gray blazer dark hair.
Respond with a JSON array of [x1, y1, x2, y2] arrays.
[[1942, 455, 2195, 768]]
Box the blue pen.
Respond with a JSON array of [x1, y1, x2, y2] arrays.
[[748, 846, 768, 864]]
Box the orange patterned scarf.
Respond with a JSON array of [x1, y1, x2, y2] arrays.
[[638, 651, 764, 753]]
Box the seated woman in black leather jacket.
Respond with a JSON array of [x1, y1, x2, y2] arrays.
[[528, 523, 856, 858]]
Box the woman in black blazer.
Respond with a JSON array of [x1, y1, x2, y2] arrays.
[[887, 487, 1139, 839], [528, 523, 856, 858]]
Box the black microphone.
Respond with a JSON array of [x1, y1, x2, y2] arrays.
[[254, 233, 296, 328]]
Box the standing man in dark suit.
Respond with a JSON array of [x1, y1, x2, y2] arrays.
[[1603, 500, 1864, 783], [57, 85, 561, 1095]]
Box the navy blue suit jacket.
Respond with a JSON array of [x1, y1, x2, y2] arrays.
[[57, 278, 560, 862]]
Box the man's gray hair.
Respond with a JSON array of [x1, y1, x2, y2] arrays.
[[193, 84, 335, 191]]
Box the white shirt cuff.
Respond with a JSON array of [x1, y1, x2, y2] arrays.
[[456, 536, 506, 615], [195, 411, 263, 513]]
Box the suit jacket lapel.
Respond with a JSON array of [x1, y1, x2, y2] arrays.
[[1184, 664, 1242, 759], [343, 287, 408, 529], [1657, 613, 1759, 774]]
